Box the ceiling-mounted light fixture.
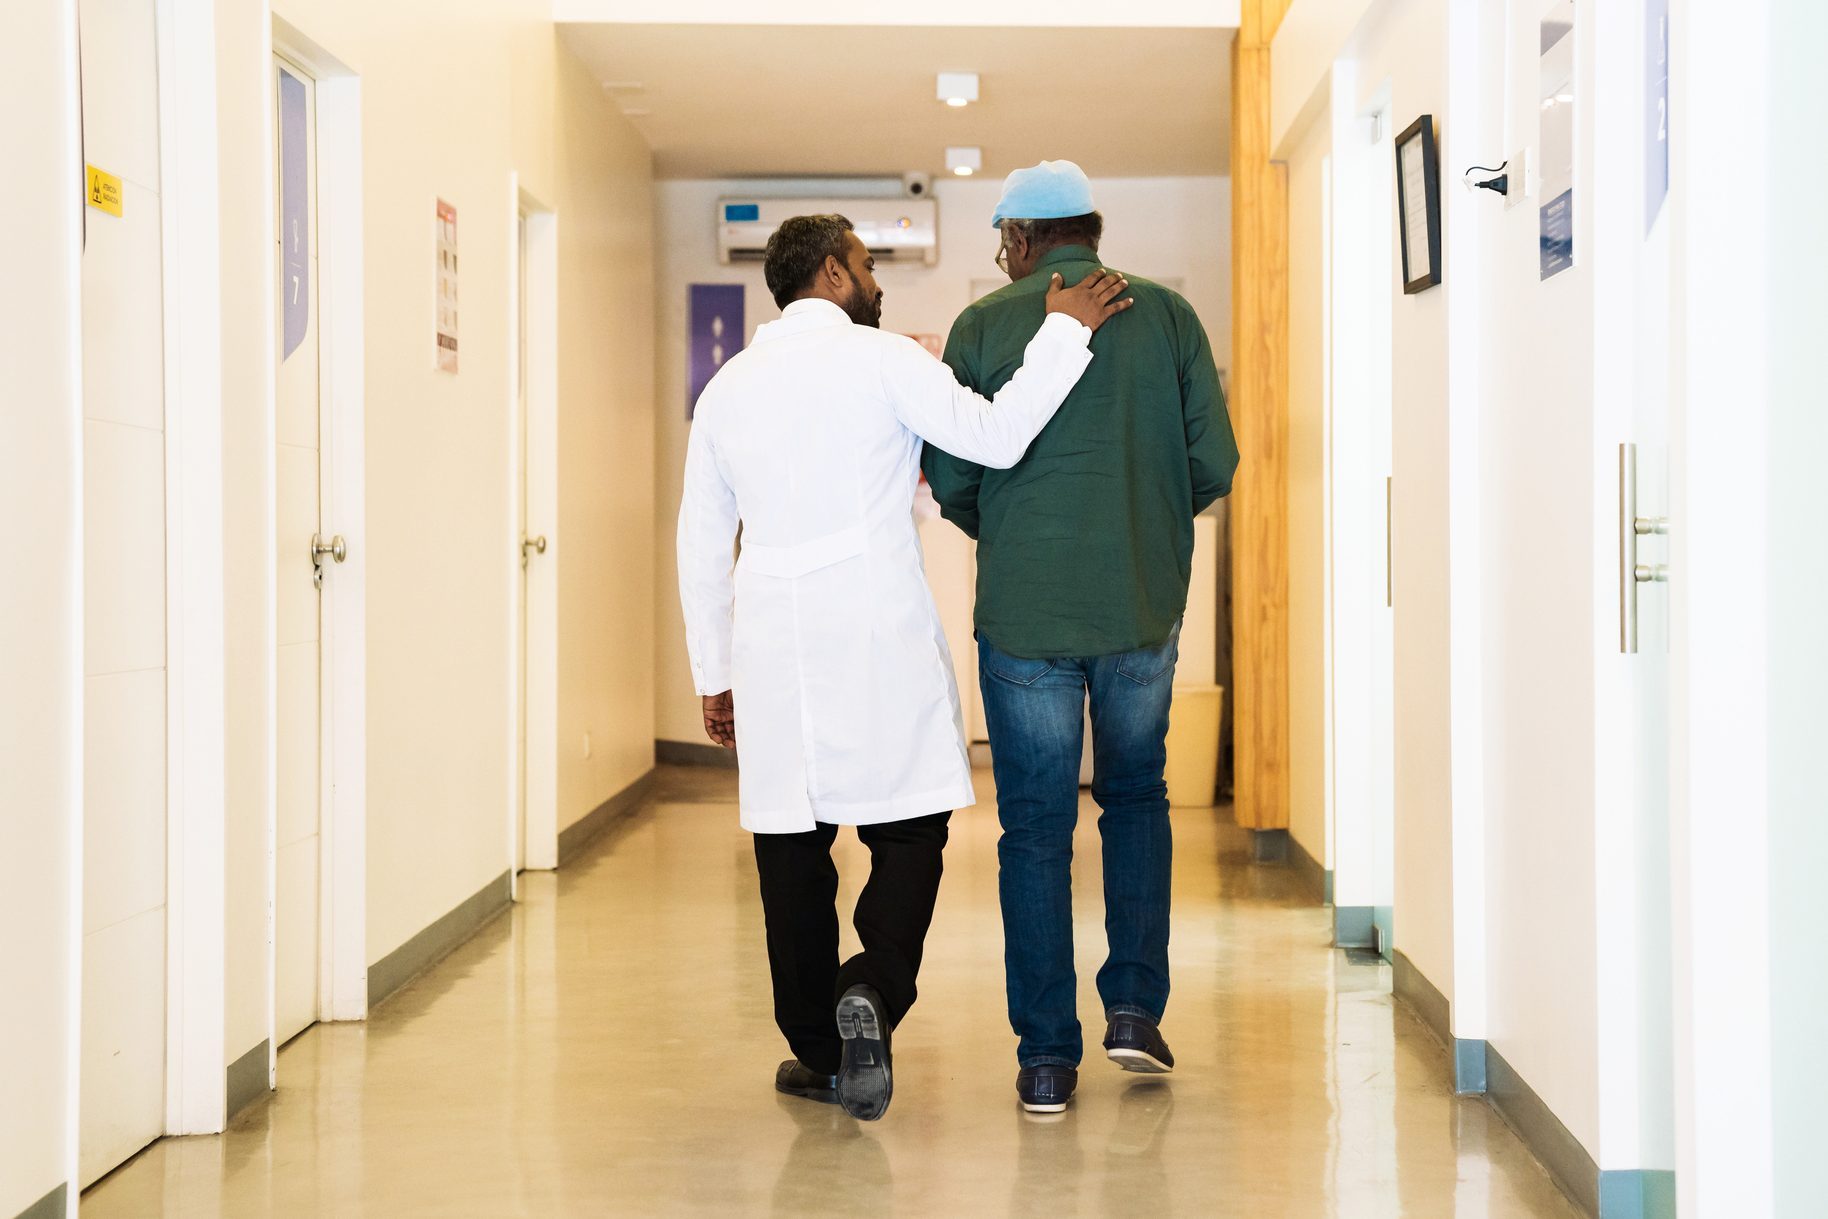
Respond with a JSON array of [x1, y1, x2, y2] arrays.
[[946, 146, 982, 177], [937, 72, 979, 108]]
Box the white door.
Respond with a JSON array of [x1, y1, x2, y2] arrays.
[[274, 54, 324, 1047], [78, 0, 169, 1185], [516, 209, 530, 874]]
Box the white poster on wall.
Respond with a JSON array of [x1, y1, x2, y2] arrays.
[[1539, 2, 1576, 279], [436, 198, 459, 372]]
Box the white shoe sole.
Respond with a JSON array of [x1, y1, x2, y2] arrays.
[[1107, 1047, 1174, 1074], [1021, 1099, 1069, 1113]]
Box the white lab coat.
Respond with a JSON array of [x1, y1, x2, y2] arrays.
[[677, 299, 1094, 833]]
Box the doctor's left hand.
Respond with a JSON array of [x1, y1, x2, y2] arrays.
[[702, 691, 735, 749]]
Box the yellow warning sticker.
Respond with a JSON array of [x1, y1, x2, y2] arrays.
[[86, 165, 123, 217]]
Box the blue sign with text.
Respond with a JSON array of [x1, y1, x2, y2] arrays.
[[688, 284, 744, 420], [1646, 0, 1670, 232]]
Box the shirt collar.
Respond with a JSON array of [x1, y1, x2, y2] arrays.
[[780, 297, 852, 323], [1030, 244, 1102, 278], [753, 296, 852, 345]]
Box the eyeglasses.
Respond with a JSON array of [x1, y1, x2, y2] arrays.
[[994, 232, 1011, 273]]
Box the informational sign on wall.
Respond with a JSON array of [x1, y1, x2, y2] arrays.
[[1539, 2, 1577, 280], [85, 165, 123, 217], [1645, 0, 1670, 232], [435, 198, 459, 373], [687, 284, 743, 419], [278, 69, 309, 361]]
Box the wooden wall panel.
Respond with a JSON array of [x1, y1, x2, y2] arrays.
[[1230, 0, 1291, 831]]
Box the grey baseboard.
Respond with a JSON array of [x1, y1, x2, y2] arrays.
[[1598, 1170, 1676, 1219], [656, 738, 739, 769], [225, 1038, 271, 1119], [1390, 949, 1485, 1095], [1250, 827, 1288, 863], [1286, 832, 1327, 903], [367, 870, 512, 1010], [1488, 1041, 1602, 1217], [13, 1183, 65, 1219], [1390, 951, 1672, 1218], [557, 768, 656, 866], [1334, 905, 1375, 948]]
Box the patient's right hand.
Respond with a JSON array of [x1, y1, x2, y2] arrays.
[[1044, 270, 1133, 333]]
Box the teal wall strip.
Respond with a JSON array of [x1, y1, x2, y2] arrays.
[[1334, 906, 1375, 947], [1453, 1038, 1487, 1095], [1598, 1169, 1676, 1219]]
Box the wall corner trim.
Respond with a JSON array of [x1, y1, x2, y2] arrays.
[[557, 768, 656, 866], [1333, 905, 1375, 947], [12, 1183, 66, 1219], [225, 1038, 272, 1121], [1597, 1170, 1677, 1219], [367, 871, 512, 1010], [656, 738, 739, 770]]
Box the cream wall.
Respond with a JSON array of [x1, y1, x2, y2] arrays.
[[258, 0, 655, 966], [0, 3, 83, 1212], [510, 32, 658, 831], [216, 0, 277, 1076], [1284, 108, 1329, 870], [652, 176, 1232, 749]]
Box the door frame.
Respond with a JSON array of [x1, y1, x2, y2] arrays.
[[508, 178, 559, 879], [157, 0, 230, 1137], [272, 17, 367, 1028]]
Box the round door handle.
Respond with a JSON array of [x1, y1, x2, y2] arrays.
[[523, 534, 547, 557], [311, 533, 347, 565]]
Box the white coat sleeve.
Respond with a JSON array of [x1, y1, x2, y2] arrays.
[[879, 311, 1094, 469], [676, 415, 740, 696]]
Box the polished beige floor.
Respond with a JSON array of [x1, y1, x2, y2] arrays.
[[87, 767, 1580, 1217]]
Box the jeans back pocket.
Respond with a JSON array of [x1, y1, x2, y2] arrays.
[[1115, 622, 1182, 686]]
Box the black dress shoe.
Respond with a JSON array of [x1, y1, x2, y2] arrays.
[[775, 1060, 838, 1104], [1103, 1011, 1175, 1074], [1016, 1065, 1078, 1113], [835, 984, 893, 1121]]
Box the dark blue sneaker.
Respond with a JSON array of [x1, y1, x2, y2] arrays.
[[835, 984, 893, 1121], [775, 1060, 838, 1104], [1016, 1065, 1079, 1113], [1103, 1011, 1175, 1074]]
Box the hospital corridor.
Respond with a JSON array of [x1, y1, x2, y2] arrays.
[[2, 2, 1821, 1218]]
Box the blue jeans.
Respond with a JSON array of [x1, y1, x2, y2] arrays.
[[977, 624, 1179, 1068]]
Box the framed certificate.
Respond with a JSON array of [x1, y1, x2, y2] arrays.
[[1394, 114, 1442, 294]]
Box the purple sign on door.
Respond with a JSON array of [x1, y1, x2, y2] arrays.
[[688, 284, 743, 419], [278, 68, 309, 360]]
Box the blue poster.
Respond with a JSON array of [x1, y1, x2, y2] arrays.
[[278, 69, 309, 360], [688, 284, 743, 419], [1540, 189, 1575, 279], [1646, 0, 1670, 233]]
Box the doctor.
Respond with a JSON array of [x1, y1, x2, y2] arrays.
[[678, 213, 1130, 1121]]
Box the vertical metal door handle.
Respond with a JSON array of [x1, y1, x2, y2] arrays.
[[1619, 444, 1669, 654]]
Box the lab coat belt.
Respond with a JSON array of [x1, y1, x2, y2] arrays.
[[739, 524, 869, 579]]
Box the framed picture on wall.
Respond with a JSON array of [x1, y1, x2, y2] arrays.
[[1394, 114, 1443, 294]]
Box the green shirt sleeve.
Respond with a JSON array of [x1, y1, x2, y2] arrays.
[[1177, 303, 1240, 516], [919, 308, 988, 539]]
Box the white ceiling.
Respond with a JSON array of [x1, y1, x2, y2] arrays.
[[559, 23, 1234, 180]]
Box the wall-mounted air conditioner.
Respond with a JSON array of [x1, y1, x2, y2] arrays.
[[716, 198, 938, 266]]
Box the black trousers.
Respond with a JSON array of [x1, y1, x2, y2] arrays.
[[752, 811, 951, 1076]]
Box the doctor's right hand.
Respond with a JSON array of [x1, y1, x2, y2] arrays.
[[702, 690, 735, 749], [1044, 270, 1133, 333]]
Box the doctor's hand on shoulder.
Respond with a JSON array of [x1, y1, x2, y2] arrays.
[[1045, 270, 1133, 333], [702, 691, 735, 749]]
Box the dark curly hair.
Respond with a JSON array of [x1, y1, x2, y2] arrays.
[[763, 214, 855, 309]]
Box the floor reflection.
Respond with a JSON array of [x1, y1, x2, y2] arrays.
[[84, 767, 1580, 1217]]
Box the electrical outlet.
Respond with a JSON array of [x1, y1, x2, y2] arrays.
[[1506, 146, 1539, 210]]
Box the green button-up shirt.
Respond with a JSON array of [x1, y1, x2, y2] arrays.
[[921, 244, 1239, 659]]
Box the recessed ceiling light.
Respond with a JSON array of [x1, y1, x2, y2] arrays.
[[946, 146, 982, 177], [937, 72, 979, 107]]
